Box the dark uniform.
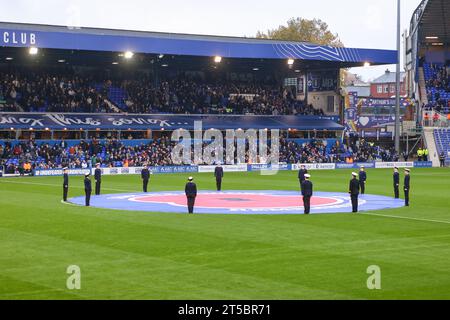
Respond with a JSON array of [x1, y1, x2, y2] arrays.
[[404, 174, 410, 206], [214, 166, 224, 191], [301, 179, 313, 214], [94, 167, 102, 195], [84, 175, 92, 206], [63, 172, 69, 201], [349, 177, 360, 212], [185, 181, 197, 214], [298, 167, 308, 191], [359, 170, 367, 194], [440, 152, 446, 167], [141, 167, 150, 192], [393, 171, 400, 199]]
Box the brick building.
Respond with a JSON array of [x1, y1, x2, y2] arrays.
[[370, 69, 406, 98]]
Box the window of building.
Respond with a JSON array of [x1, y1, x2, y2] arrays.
[[377, 85, 382, 93], [390, 85, 395, 93], [384, 85, 389, 93]]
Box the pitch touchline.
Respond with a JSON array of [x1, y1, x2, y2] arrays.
[[362, 212, 450, 225], [1, 180, 137, 193]]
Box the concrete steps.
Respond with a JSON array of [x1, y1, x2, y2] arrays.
[[418, 67, 428, 105], [423, 128, 440, 167]]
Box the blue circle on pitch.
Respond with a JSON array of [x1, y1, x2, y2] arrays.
[[68, 190, 405, 214]]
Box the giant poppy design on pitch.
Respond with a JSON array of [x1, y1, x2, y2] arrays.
[[68, 190, 404, 214]]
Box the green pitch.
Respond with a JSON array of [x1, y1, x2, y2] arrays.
[[1, 168, 450, 300]]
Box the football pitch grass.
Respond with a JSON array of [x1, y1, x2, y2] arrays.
[[1, 168, 450, 300]]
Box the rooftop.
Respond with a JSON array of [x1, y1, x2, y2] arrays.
[[371, 70, 406, 84], [0, 22, 397, 66]]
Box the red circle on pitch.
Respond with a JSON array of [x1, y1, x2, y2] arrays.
[[132, 193, 339, 208]]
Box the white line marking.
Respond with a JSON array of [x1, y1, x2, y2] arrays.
[[1, 180, 138, 193], [362, 212, 450, 225], [60, 200, 80, 206]]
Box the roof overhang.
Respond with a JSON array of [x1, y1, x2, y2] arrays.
[[0, 22, 397, 67], [413, 0, 450, 46]]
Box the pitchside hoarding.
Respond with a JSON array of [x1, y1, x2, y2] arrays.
[[375, 162, 414, 169], [335, 162, 376, 169], [247, 164, 291, 171], [28, 162, 431, 177], [198, 164, 248, 173], [291, 163, 336, 170]]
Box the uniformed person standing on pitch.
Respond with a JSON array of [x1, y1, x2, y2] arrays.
[[62, 167, 69, 202], [393, 167, 400, 199], [185, 176, 197, 214], [298, 164, 308, 191], [141, 164, 150, 193], [404, 168, 411, 206], [84, 172, 92, 207], [358, 166, 367, 194], [440, 152, 446, 167], [349, 172, 360, 213], [301, 173, 313, 214], [94, 163, 102, 195], [214, 163, 224, 191]]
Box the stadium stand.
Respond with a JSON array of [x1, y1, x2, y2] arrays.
[[0, 69, 114, 113], [0, 67, 325, 116], [423, 63, 450, 114], [433, 128, 450, 164], [0, 136, 398, 173]]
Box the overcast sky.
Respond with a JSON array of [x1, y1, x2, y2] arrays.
[[0, 0, 422, 81]]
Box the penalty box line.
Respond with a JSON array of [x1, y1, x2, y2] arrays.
[[362, 212, 450, 225]]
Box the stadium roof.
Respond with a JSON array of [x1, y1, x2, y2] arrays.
[[411, 0, 450, 46], [0, 22, 397, 67]]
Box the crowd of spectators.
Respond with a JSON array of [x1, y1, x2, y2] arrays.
[[0, 137, 175, 172], [279, 138, 335, 163], [118, 78, 325, 116], [1, 135, 399, 174], [0, 70, 115, 113], [1, 67, 325, 115], [343, 134, 399, 162], [424, 63, 450, 114]]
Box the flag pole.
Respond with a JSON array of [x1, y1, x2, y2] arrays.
[[395, 0, 401, 153]]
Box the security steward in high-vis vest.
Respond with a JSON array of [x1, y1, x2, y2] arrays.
[[185, 176, 197, 214], [423, 148, 429, 161], [62, 167, 69, 202], [141, 165, 150, 192], [404, 168, 411, 206], [84, 172, 92, 207], [349, 172, 360, 213], [393, 167, 400, 199], [94, 163, 102, 195], [301, 174, 313, 214], [417, 148, 423, 161], [214, 163, 224, 191]]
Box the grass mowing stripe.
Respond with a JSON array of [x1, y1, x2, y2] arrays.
[[1, 168, 450, 299], [1, 179, 138, 193], [362, 212, 450, 225]]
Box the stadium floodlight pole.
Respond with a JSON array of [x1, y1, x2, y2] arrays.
[[394, 0, 401, 153]]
